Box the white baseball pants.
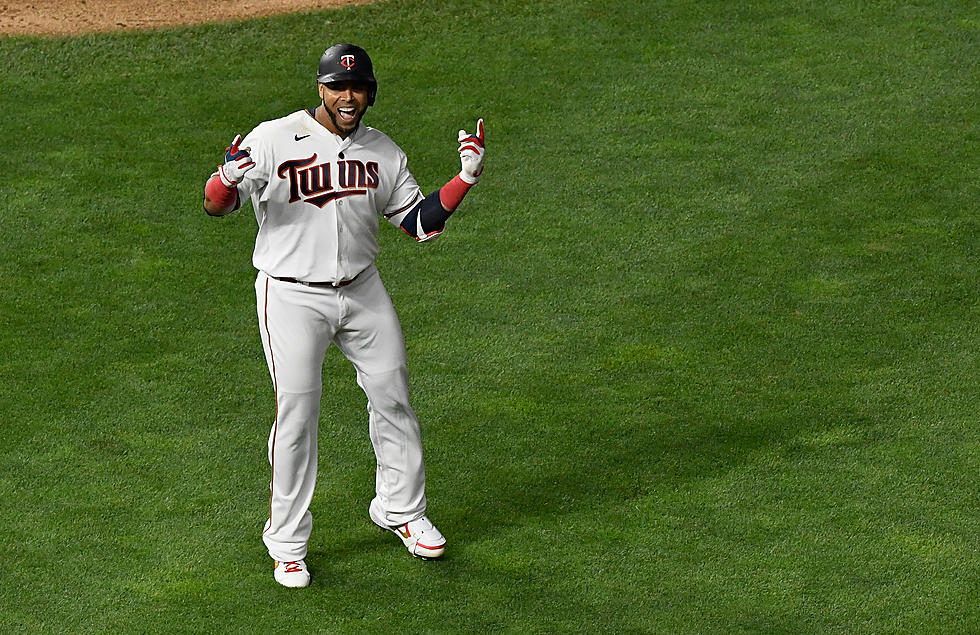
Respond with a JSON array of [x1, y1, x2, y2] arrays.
[[254, 265, 427, 562]]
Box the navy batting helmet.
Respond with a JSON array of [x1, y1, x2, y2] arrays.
[[317, 43, 377, 106]]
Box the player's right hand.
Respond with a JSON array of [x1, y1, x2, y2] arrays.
[[217, 134, 255, 187], [457, 118, 485, 184]]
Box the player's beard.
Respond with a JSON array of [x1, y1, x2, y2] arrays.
[[323, 99, 363, 138]]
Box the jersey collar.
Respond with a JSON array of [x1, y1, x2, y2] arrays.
[[305, 107, 361, 146]]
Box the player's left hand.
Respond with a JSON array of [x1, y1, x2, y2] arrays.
[[457, 118, 485, 184]]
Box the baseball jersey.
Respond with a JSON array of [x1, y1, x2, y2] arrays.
[[235, 110, 424, 282]]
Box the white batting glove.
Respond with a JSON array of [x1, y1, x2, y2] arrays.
[[457, 118, 485, 184], [217, 134, 255, 187]]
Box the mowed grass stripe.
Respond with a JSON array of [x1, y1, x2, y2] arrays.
[[0, 0, 976, 631]]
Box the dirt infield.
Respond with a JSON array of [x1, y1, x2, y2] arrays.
[[0, 0, 372, 37]]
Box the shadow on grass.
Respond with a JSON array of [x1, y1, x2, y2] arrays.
[[439, 390, 872, 543]]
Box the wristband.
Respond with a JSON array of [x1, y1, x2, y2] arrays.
[[205, 173, 238, 210], [439, 174, 473, 212]]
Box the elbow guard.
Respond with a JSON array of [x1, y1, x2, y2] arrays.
[[400, 190, 451, 241]]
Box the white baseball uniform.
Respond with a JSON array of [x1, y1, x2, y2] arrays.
[[231, 109, 437, 563]]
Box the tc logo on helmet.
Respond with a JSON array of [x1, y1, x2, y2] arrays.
[[341, 54, 356, 69]]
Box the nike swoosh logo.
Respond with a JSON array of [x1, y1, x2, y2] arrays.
[[294, 134, 310, 141]]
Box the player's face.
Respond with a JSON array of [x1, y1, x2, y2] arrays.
[[319, 81, 370, 137]]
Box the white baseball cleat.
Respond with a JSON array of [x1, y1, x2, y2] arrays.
[[273, 559, 311, 588], [373, 514, 447, 559]]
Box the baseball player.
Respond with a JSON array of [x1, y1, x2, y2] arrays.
[[202, 43, 485, 588]]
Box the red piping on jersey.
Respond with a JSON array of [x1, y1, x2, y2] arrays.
[[383, 192, 424, 219], [261, 276, 280, 536]]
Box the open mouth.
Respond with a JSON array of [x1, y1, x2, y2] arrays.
[[337, 107, 358, 123]]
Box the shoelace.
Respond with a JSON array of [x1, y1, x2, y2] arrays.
[[284, 562, 304, 573]]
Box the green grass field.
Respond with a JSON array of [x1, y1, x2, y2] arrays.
[[1, 0, 977, 631]]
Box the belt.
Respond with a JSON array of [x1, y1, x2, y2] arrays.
[[273, 274, 358, 288]]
